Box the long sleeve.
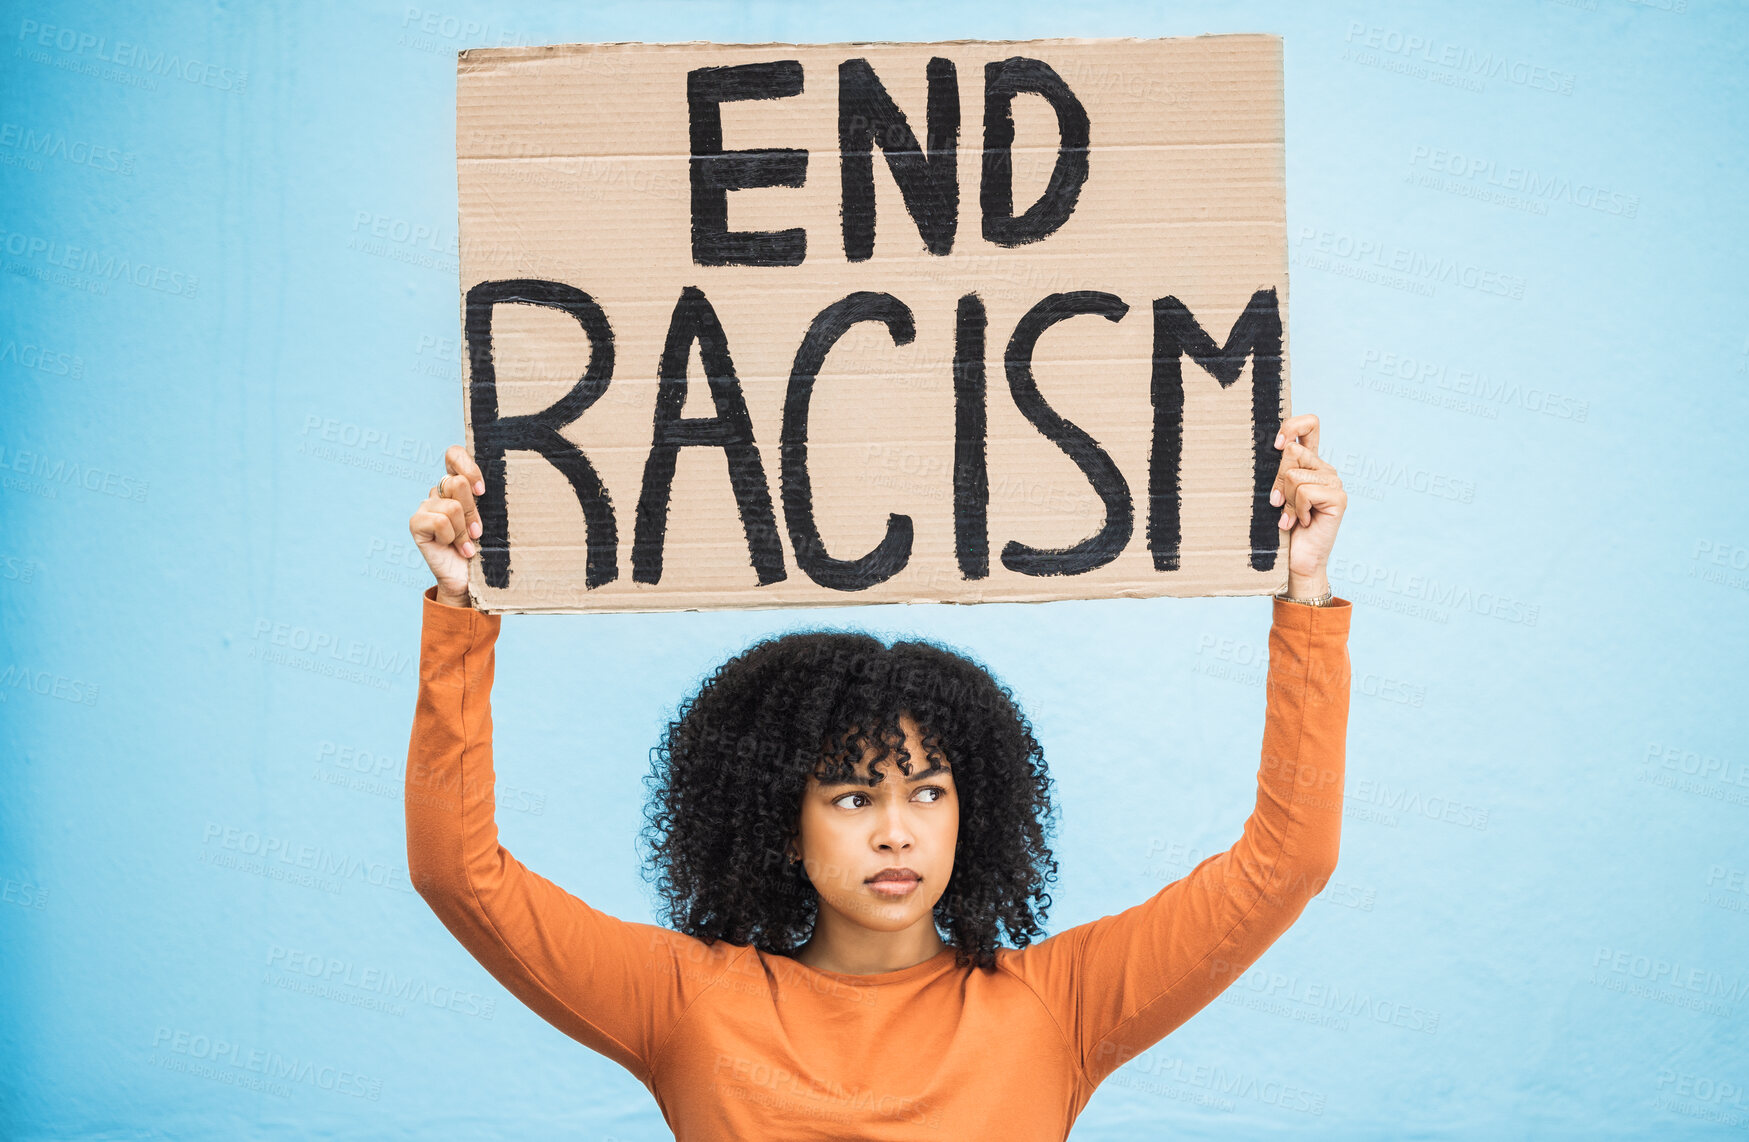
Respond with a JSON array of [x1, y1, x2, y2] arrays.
[[404, 586, 746, 1089], [1003, 595, 1352, 1092]]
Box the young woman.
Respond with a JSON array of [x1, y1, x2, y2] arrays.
[[405, 413, 1350, 1139]]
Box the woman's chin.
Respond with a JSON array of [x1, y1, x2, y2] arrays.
[[837, 892, 926, 927]]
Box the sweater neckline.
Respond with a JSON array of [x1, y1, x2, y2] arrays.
[[771, 946, 959, 984]]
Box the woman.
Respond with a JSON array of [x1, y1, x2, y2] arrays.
[[404, 413, 1351, 1139]]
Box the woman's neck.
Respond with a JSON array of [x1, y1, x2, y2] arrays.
[[792, 909, 947, 975]]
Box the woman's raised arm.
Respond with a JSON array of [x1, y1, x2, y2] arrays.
[[1001, 595, 1351, 1091], [1000, 412, 1352, 1094], [404, 448, 745, 1089]]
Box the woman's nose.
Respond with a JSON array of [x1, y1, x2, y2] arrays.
[[872, 803, 914, 849]]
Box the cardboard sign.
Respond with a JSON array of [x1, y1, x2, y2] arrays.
[[456, 36, 1291, 613]]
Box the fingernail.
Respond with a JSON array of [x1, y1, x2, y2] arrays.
[[1279, 509, 1292, 529], [1270, 488, 1282, 507], [1274, 432, 1283, 447], [463, 542, 475, 556], [470, 521, 482, 539], [474, 481, 484, 496]]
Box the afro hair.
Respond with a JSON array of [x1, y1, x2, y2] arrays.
[[637, 629, 1060, 970]]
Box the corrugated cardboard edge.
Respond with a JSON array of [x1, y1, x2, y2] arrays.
[[470, 584, 1290, 617], [458, 33, 1281, 67]]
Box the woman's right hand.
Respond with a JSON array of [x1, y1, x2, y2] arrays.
[[409, 445, 485, 608]]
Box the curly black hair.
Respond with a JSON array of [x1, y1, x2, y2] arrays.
[[637, 629, 1060, 971]]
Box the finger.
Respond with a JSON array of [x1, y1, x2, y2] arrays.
[[1288, 472, 1346, 528], [446, 445, 485, 497], [1295, 483, 1345, 529], [1273, 413, 1321, 456], [1279, 468, 1335, 528], [411, 508, 458, 549], [437, 498, 473, 557], [440, 473, 483, 541], [1276, 470, 1308, 529], [1269, 441, 1331, 507], [1280, 439, 1331, 470]]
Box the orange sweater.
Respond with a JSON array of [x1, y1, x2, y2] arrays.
[[406, 586, 1351, 1140]]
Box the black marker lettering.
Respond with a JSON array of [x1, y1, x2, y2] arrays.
[[838, 57, 960, 261], [689, 60, 808, 266], [465, 278, 617, 589], [953, 292, 989, 578], [1149, 288, 1284, 572], [981, 57, 1090, 247], [781, 292, 917, 590], [1001, 291, 1131, 577], [634, 286, 786, 587]]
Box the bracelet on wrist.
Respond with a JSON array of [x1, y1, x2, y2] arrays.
[[1276, 586, 1334, 607]]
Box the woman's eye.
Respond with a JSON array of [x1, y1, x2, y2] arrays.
[[833, 788, 946, 808]]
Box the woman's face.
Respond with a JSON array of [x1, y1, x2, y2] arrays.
[[792, 712, 959, 936]]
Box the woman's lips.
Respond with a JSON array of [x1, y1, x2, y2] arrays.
[[866, 875, 920, 896]]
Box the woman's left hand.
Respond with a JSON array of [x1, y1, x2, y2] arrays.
[[1269, 412, 1347, 585]]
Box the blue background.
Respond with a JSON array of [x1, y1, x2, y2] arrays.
[[3, 1, 1746, 1138]]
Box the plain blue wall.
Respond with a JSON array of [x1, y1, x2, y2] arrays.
[[3, 1, 1746, 1138]]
